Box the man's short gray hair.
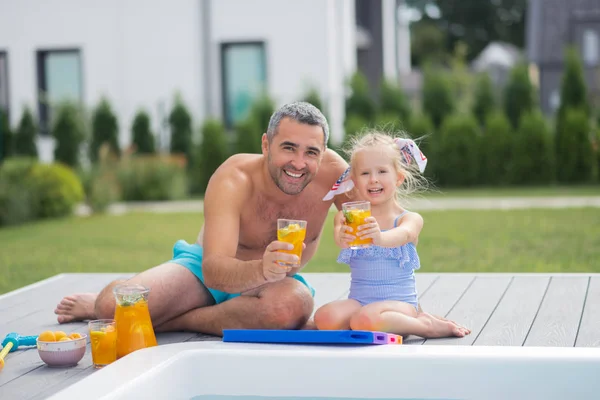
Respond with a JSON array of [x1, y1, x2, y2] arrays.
[[266, 102, 329, 146]]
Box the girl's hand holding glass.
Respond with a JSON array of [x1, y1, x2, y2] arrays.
[[357, 216, 383, 246]]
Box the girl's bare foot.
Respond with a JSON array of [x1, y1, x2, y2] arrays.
[[418, 312, 470, 338], [431, 314, 472, 335], [54, 293, 98, 323]]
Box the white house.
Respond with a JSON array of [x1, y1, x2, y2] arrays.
[[0, 0, 410, 162]]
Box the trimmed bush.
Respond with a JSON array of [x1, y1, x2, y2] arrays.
[[14, 107, 38, 158], [0, 109, 12, 162], [0, 158, 83, 225], [235, 115, 262, 154], [89, 98, 120, 163], [131, 110, 155, 154], [0, 158, 37, 225], [169, 95, 193, 164], [503, 64, 536, 129], [28, 163, 84, 219], [436, 114, 480, 186], [408, 113, 435, 158], [195, 119, 228, 194], [380, 79, 410, 123], [510, 112, 555, 185], [52, 102, 86, 168], [303, 88, 324, 112], [342, 114, 369, 155], [422, 67, 455, 128], [556, 108, 594, 183], [472, 73, 496, 126], [480, 112, 513, 185], [116, 155, 188, 201], [346, 72, 376, 123]]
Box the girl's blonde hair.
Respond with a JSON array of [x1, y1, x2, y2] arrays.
[[345, 130, 430, 204]]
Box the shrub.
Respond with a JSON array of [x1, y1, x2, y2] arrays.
[[422, 67, 455, 128], [510, 112, 555, 185], [472, 72, 496, 126], [346, 72, 376, 123], [408, 113, 435, 157], [341, 115, 369, 155], [303, 88, 324, 112], [52, 101, 86, 168], [194, 119, 228, 194], [235, 115, 262, 154], [380, 79, 410, 123], [28, 163, 84, 219], [503, 63, 536, 129], [89, 98, 120, 163], [131, 110, 155, 154], [480, 112, 513, 185], [0, 109, 13, 162], [0, 158, 84, 225], [169, 95, 193, 164], [0, 158, 37, 225], [436, 114, 480, 186], [14, 107, 38, 158], [116, 155, 188, 201], [556, 108, 594, 183]]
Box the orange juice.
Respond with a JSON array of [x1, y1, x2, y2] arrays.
[[342, 201, 372, 249], [114, 299, 157, 359], [277, 220, 307, 266], [88, 319, 117, 368]]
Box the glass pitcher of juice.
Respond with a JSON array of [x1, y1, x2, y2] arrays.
[[113, 283, 157, 358]]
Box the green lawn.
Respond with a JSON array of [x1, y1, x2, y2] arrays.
[[423, 185, 600, 198], [1, 208, 599, 295]]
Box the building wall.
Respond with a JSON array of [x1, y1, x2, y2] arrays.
[[0, 0, 205, 160]]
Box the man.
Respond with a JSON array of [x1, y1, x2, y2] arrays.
[[55, 102, 349, 335]]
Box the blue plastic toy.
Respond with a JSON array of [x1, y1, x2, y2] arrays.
[[222, 329, 395, 345]]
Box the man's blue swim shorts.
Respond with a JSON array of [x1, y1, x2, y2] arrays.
[[168, 240, 316, 304]]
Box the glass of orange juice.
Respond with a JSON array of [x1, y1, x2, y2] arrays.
[[88, 319, 117, 368], [113, 283, 158, 359], [277, 219, 307, 267], [342, 201, 372, 249]]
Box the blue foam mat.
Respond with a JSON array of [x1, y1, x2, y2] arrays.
[[222, 329, 388, 345]]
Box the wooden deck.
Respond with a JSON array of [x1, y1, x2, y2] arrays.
[[1, 272, 599, 399]]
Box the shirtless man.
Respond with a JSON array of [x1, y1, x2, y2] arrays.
[[54, 102, 349, 335]]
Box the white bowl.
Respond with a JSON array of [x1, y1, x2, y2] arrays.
[[37, 334, 87, 367]]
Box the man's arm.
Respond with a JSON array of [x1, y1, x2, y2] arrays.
[[200, 166, 266, 293]]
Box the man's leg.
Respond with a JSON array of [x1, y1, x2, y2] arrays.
[[56, 263, 215, 326], [155, 276, 314, 336]]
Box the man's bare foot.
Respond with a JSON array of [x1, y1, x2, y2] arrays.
[[418, 312, 470, 338], [54, 293, 98, 323]]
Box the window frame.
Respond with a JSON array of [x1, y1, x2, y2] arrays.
[[219, 41, 268, 129], [36, 48, 84, 135]]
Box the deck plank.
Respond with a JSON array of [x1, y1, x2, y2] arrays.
[[524, 276, 589, 347], [405, 274, 475, 345], [575, 276, 600, 347], [474, 276, 549, 346], [425, 275, 512, 346]]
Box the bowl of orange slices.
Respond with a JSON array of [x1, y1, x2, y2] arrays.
[[36, 330, 87, 367]]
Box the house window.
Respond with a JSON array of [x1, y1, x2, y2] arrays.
[[221, 42, 267, 128], [583, 29, 599, 66], [37, 49, 83, 134], [0, 52, 8, 119]]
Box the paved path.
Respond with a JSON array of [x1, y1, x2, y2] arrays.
[[76, 196, 600, 216]]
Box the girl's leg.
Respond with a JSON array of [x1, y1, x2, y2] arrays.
[[314, 299, 362, 330], [349, 301, 469, 338]]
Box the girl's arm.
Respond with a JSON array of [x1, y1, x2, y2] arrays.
[[359, 212, 424, 248]]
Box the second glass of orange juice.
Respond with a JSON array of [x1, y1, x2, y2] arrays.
[[277, 219, 307, 266], [342, 201, 372, 249]]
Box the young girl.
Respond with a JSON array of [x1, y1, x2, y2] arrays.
[[315, 131, 470, 339]]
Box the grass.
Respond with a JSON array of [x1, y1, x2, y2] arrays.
[[1, 208, 599, 295], [423, 185, 600, 198]]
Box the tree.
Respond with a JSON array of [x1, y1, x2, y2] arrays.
[[131, 110, 155, 154], [345, 72, 377, 123], [555, 108, 594, 183], [380, 79, 410, 123], [422, 66, 454, 128], [503, 63, 536, 129], [472, 72, 496, 126], [89, 98, 120, 163], [14, 107, 38, 158], [0, 109, 12, 162], [196, 119, 229, 194], [169, 94, 193, 165], [436, 113, 480, 186], [480, 112, 512, 185], [410, 21, 448, 67], [510, 112, 554, 185], [303, 88, 324, 112], [52, 102, 86, 167]]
